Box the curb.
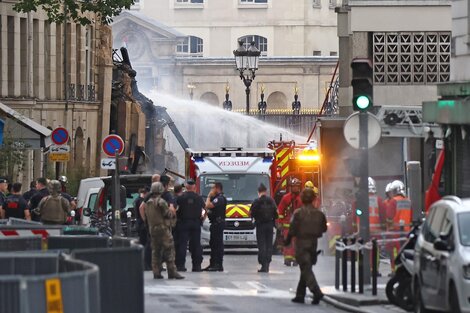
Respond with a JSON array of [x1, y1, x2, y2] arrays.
[[323, 295, 369, 313]]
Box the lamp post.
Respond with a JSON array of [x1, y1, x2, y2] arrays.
[[233, 40, 261, 115], [187, 83, 196, 100]]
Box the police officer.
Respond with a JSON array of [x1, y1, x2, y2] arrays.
[[144, 182, 184, 280], [203, 182, 227, 272], [1, 183, 30, 220], [250, 183, 278, 273], [175, 179, 204, 272], [286, 188, 327, 305], [29, 177, 49, 221]]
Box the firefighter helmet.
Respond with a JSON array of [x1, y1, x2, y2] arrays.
[[390, 180, 406, 196], [291, 178, 301, 186], [385, 183, 392, 194], [305, 181, 314, 189], [368, 177, 377, 194]]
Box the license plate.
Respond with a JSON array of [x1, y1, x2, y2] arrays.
[[225, 234, 248, 241]]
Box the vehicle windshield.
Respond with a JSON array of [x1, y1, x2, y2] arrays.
[[458, 212, 470, 246], [200, 174, 270, 202]]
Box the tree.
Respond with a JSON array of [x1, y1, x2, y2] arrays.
[[13, 0, 134, 25]]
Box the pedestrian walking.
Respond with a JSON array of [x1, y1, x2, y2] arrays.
[[175, 179, 204, 272], [1, 183, 30, 220], [144, 182, 184, 280], [38, 180, 70, 225], [203, 182, 227, 272], [277, 178, 303, 266], [286, 188, 327, 305], [250, 183, 278, 273]]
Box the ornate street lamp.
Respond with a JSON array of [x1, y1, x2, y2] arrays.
[[187, 83, 196, 100], [233, 40, 261, 115]]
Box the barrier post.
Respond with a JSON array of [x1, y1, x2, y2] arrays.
[[350, 237, 356, 293], [342, 237, 348, 292], [335, 239, 340, 290], [372, 238, 378, 296], [126, 211, 132, 237], [358, 238, 364, 294]]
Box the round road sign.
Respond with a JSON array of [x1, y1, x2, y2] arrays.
[[51, 127, 69, 145], [102, 134, 125, 157], [343, 112, 381, 150]]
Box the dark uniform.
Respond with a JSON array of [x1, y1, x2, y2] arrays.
[[287, 202, 327, 304], [29, 188, 49, 221], [207, 192, 227, 270], [251, 194, 278, 272], [4, 194, 28, 219], [22, 187, 36, 202], [175, 191, 204, 271]]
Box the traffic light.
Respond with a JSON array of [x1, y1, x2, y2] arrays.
[[351, 58, 373, 111], [356, 208, 363, 216]]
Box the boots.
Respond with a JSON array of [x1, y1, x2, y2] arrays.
[[167, 264, 185, 280], [291, 296, 305, 304], [258, 263, 270, 273], [153, 272, 164, 279]]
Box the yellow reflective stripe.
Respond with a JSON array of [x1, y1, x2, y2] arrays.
[[226, 207, 249, 218], [283, 224, 290, 228], [278, 215, 284, 219], [277, 148, 288, 160]]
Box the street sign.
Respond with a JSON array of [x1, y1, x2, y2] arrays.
[[49, 153, 70, 162], [51, 127, 69, 145], [101, 158, 116, 170], [343, 112, 381, 149], [50, 144, 70, 153], [102, 134, 125, 157]]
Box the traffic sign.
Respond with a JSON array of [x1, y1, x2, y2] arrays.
[[343, 112, 381, 149], [50, 144, 70, 153], [102, 134, 124, 157], [101, 158, 116, 170], [51, 127, 69, 145], [49, 153, 70, 162]]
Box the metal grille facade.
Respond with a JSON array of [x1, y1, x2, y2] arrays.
[[373, 32, 451, 85]]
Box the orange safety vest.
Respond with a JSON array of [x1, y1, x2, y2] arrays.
[[392, 196, 411, 230], [369, 195, 382, 233]]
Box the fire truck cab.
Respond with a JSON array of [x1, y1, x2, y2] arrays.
[[186, 148, 274, 247]]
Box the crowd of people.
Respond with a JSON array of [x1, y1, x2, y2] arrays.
[[0, 176, 74, 224]]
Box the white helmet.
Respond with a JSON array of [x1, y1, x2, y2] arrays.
[[385, 183, 392, 194], [368, 177, 376, 194], [390, 180, 406, 196]]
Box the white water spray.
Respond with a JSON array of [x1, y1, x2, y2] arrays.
[[147, 92, 307, 172]]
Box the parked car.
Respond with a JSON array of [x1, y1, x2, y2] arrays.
[[413, 196, 470, 313]]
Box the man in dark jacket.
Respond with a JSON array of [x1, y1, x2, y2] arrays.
[[286, 188, 327, 305], [250, 183, 278, 273], [29, 177, 49, 221]]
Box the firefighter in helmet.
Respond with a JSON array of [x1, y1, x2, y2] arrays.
[[389, 180, 412, 232], [304, 181, 320, 208], [352, 177, 386, 235], [277, 177, 303, 266]]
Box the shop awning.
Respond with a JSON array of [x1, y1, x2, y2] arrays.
[[0, 102, 52, 149]]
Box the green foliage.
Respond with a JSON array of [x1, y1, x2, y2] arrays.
[[0, 134, 29, 182], [13, 0, 134, 25]]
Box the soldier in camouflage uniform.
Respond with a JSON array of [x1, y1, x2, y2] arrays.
[[144, 182, 184, 280], [285, 188, 327, 305]]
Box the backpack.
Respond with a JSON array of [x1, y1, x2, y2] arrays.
[[257, 197, 276, 223]]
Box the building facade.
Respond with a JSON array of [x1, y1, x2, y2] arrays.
[[0, 2, 114, 185], [112, 0, 339, 111]]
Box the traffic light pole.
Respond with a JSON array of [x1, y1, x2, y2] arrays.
[[358, 110, 371, 284]]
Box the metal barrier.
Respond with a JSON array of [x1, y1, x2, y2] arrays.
[[0, 224, 63, 238], [334, 237, 378, 295], [72, 237, 144, 313], [0, 235, 42, 251], [7, 217, 42, 225], [0, 252, 100, 313], [48, 235, 109, 251]]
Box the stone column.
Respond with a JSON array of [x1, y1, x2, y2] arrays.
[[0, 16, 8, 96]]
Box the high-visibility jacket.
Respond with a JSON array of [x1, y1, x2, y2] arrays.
[[369, 195, 382, 233], [277, 192, 302, 228], [392, 195, 411, 230]]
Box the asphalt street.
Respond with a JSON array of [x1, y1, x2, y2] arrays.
[[144, 251, 344, 313]]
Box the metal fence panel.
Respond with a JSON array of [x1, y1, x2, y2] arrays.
[[7, 217, 42, 225], [0, 280, 21, 313], [73, 247, 144, 313], [0, 236, 42, 252], [48, 236, 109, 251], [0, 254, 59, 275]]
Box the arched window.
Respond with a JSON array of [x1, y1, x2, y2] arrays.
[[238, 35, 267, 56], [176, 36, 203, 57], [267, 91, 287, 109], [200, 92, 219, 106]]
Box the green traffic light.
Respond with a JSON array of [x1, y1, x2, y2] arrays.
[[356, 95, 370, 110], [356, 208, 363, 216]]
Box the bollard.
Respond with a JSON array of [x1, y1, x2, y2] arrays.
[[335, 239, 340, 290], [340, 214, 347, 237], [350, 237, 356, 293], [126, 212, 132, 237], [372, 238, 378, 296], [358, 238, 364, 294], [342, 237, 348, 292]]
